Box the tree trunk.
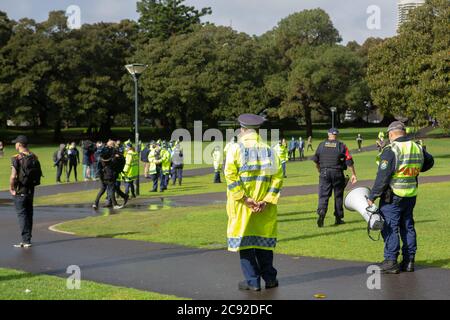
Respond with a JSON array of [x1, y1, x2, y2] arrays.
[[53, 120, 61, 143], [304, 104, 313, 137]]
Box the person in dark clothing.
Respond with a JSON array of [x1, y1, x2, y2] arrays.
[[93, 147, 117, 209], [312, 128, 358, 227], [9, 135, 42, 248], [53, 144, 67, 183], [367, 121, 434, 274], [141, 143, 151, 179], [66, 142, 80, 182], [82, 140, 94, 181]]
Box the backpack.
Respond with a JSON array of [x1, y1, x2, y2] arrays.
[[112, 153, 126, 175], [18, 154, 42, 187]]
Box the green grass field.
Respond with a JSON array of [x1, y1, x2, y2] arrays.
[[0, 268, 187, 300], [1, 126, 391, 191], [56, 181, 450, 269], [33, 137, 450, 207]]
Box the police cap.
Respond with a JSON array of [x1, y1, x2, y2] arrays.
[[237, 114, 265, 129]]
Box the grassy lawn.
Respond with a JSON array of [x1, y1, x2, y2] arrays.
[[0, 267, 187, 300], [56, 181, 450, 269], [34, 137, 450, 206], [1, 126, 392, 191]]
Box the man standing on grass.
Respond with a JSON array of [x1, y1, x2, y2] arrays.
[[367, 121, 434, 274], [9, 135, 42, 248], [224, 114, 283, 292]]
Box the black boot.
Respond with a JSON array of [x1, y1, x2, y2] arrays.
[[334, 217, 345, 225], [378, 260, 400, 274], [317, 215, 325, 228], [400, 258, 415, 272], [317, 209, 325, 228]]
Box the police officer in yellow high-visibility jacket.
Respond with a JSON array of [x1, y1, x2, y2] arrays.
[[368, 121, 434, 274], [148, 142, 162, 192], [224, 114, 284, 292], [122, 143, 139, 198]]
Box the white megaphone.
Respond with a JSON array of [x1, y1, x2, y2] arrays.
[[344, 187, 384, 231]]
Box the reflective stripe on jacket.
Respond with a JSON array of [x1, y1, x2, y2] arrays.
[[390, 140, 424, 197]]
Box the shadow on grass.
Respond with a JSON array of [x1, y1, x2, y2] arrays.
[[278, 217, 316, 223], [0, 271, 39, 283], [96, 232, 139, 239], [278, 211, 314, 217]]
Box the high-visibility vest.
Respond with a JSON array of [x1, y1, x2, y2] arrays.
[[212, 150, 222, 171], [148, 147, 158, 175], [390, 140, 424, 197], [123, 150, 139, 182], [273, 144, 288, 163], [160, 149, 171, 175]]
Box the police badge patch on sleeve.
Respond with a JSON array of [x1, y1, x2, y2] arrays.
[[380, 160, 388, 170]]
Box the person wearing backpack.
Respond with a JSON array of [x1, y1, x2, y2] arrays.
[[9, 135, 42, 248], [53, 144, 67, 183]]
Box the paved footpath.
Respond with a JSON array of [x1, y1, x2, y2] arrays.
[[1, 197, 449, 300]]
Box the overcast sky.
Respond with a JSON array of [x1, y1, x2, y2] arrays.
[[0, 0, 399, 44]]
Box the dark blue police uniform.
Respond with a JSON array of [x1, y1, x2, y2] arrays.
[[368, 135, 434, 272], [312, 129, 354, 227]]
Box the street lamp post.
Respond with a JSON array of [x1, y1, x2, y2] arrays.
[[330, 107, 337, 128], [125, 63, 148, 196]]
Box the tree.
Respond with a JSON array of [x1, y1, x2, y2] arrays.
[[271, 45, 367, 136], [262, 9, 365, 136], [137, 0, 211, 40], [367, 0, 449, 131], [133, 25, 268, 129], [0, 11, 14, 48]]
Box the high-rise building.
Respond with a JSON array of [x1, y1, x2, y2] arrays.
[[397, 0, 426, 28]]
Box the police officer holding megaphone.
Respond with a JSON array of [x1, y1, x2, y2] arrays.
[[367, 121, 434, 274]]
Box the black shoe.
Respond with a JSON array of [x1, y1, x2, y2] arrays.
[[265, 280, 279, 289], [400, 259, 415, 272], [378, 260, 400, 274], [150, 189, 157, 192], [334, 218, 345, 225], [317, 216, 325, 228], [238, 281, 261, 292]]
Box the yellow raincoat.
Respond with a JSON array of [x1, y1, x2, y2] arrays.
[[224, 130, 284, 252]]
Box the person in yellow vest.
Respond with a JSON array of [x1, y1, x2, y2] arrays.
[[122, 143, 139, 198], [273, 139, 288, 178], [160, 141, 171, 192], [367, 121, 434, 274], [224, 113, 284, 291], [148, 141, 162, 192], [212, 146, 222, 183]]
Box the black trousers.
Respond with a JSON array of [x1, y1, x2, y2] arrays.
[[94, 181, 116, 207], [14, 193, 34, 243], [67, 161, 78, 181], [317, 168, 345, 218], [56, 162, 65, 182]]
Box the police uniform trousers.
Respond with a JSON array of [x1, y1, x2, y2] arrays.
[[379, 195, 417, 261], [317, 168, 345, 218], [240, 249, 277, 288]]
